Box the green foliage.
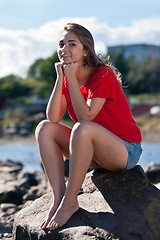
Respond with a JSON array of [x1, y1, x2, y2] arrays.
[[129, 93, 160, 104], [108, 47, 129, 82], [27, 52, 59, 97], [126, 57, 160, 94], [20, 78, 39, 95], [0, 74, 22, 82], [109, 48, 160, 94], [0, 50, 159, 101], [0, 74, 25, 98], [33, 81, 50, 98], [0, 52, 59, 99], [4, 107, 28, 121], [27, 58, 44, 79]]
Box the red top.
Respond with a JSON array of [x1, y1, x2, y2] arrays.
[[62, 66, 142, 142]]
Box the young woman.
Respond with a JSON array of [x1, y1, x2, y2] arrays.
[[35, 23, 142, 231]]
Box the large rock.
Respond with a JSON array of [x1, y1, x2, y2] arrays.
[[0, 159, 48, 205], [0, 159, 23, 205], [13, 165, 160, 240], [0, 159, 48, 239], [144, 163, 160, 184], [0, 159, 23, 171]]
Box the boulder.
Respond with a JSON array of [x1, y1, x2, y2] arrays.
[[0, 159, 23, 205], [144, 163, 160, 183], [0, 159, 48, 239], [0, 159, 23, 170], [1, 203, 18, 213], [0, 159, 48, 205], [0, 184, 23, 205], [13, 165, 160, 240], [0, 203, 17, 238]]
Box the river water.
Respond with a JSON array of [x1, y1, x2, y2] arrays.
[[0, 143, 159, 172]]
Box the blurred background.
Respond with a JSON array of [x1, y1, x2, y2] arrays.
[[0, 0, 160, 171]]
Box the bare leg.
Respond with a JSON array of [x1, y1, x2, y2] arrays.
[[46, 120, 128, 230], [35, 120, 71, 229]]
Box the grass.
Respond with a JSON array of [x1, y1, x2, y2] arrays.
[[60, 115, 160, 135], [129, 93, 160, 133], [129, 93, 160, 104], [60, 119, 74, 128], [135, 116, 160, 133], [60, 115, 160, 133], [2, 93, 160, 134]]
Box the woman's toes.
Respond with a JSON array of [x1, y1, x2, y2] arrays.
[[46, 221, 58, 231], [53, 222, 59, 230], [40, 218, 46, 229]]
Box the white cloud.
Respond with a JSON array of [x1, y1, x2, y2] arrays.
[[0, 17, 160, 78]]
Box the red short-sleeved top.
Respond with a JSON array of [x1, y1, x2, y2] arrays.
[[62, 66, 142, 142]]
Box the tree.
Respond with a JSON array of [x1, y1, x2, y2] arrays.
[[108, 47, 129, 83], [0, 74, 26, 98], [20, 77, 40, 96], [126, 57, 160, 94], [27, 58, 44, 79], [142, 58, 160, 93], [27, 52, 59, 98]]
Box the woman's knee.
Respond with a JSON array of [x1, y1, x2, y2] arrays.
[[71, 120, 91, 140], [35, 119, 57, 142]]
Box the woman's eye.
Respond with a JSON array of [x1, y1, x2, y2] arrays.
[[70, 43, 76, 47], [59, 43, 64, 48]]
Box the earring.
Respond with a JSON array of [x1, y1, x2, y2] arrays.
[[83, 56, 87, 66]]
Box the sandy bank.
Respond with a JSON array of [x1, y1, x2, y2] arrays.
[[0, 134, 36, 145]]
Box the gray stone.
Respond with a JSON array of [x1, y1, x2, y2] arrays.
[[1, 203, 17, 212], [13, 165, 160, 240], [0, 159, 49, 240], [155, 182, 160, 190], [17, 172, 39, 188], [0, 159, 23, 171], [144, 163, 160, 183], [0, 184, 23, 205], [0, 159, 48, 206], [0, 159, 24, 205]]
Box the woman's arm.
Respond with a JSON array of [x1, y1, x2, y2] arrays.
[[68, 79, 105, 121], [46, 63, 67, 123], [64, 63, 105, 121]]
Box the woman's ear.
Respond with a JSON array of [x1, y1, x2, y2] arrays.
[[83, 50, 87, 57]]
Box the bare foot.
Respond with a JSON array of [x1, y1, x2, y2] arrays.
[[46, 197, 79, 230], [40, 192, 65, 230], [40, 201, 59, 229]]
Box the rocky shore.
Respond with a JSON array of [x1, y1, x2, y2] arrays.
[[0, 159, 49, 240], [0, 158, 160, 239]]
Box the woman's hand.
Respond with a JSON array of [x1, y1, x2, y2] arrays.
[[63, 62, 78, 81], [55, 62, 64, 79]]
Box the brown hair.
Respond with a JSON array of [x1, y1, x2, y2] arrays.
[[61, 23, 122, 85]]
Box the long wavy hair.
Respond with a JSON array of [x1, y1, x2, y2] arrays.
[[61, 23, 122, 85]]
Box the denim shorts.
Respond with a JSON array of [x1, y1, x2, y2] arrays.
[[122, 140, 143, 171]]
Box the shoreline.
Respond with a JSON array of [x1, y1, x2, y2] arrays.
[[0, 134, 36, 145], [0, 131, 159, 145]]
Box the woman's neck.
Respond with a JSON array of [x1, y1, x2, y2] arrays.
[[77, 65, 96, 87]]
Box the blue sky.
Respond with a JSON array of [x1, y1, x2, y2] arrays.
[[0, 0, 160, 77], [0, 0, 160, 29]]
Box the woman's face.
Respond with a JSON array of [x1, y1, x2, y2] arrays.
[[57, 31, 86, 65]]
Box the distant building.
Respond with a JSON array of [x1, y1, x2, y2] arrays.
[[108, 44, 160, 62]]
